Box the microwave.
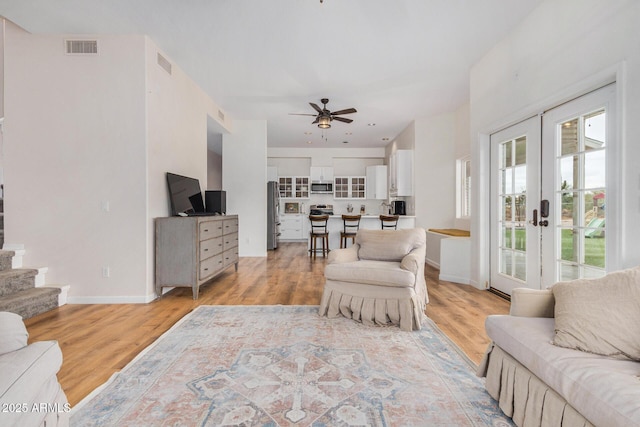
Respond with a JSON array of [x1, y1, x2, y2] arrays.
[[311, 182, 333, 193]]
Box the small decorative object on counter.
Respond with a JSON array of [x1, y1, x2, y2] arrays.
[[347, 203, 353, 213], [360, 205, 366, 214]]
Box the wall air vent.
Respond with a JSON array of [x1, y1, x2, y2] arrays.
[[157, 53, 172, 75], [65, 40, 98, 55], [218, 110, 225, 121]]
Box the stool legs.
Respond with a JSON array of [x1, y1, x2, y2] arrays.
[[309, 234, 329, 258]]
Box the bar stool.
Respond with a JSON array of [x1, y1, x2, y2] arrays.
[[380, 214, 399, 230], [308, 214, 330, 258], [340, 214, 361, 248]]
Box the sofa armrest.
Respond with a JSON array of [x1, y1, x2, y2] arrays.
[[327, 245, 359, 264], [509, 288, 555, 318]]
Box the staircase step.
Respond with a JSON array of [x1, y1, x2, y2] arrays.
[[0, 250, 15, 272], [0, 287, 61, 319], [0, 268, 38, 297]]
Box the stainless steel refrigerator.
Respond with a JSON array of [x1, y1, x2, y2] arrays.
[[267, 181, 280, 250]]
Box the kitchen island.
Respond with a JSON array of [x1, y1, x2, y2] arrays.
[[279, 213, 416, 250]]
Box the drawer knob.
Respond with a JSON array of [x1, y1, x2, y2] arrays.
[[204, 229, 209, 232], [204, 248, 208, 252], [204, 268, 209, 271]]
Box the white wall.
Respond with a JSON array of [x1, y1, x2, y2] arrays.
[[388, 107, 469, 231], [207, 149, 222, 190], [223, 120, 267, 257], [414, 113, 456, 229], [469, 0, 640, 288], [145, 38, 222, 299], [3, 24, 148, 301], [3, 25, 232, 302]]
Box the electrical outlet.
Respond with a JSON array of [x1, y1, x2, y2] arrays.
[[102, 266, 110, 278], [101, 201, 110, 212]]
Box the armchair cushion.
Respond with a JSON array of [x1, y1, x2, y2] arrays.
[[325, 260, 416, 288], [356, 229, 425, 261], [552, 265, 640, 361]]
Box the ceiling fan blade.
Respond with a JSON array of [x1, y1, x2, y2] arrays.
[[331, 108, 357, 115], [312, 117, 320, 124], [309, 103, 323, 113], [332, 116, 353, 123], [289, 113, 318, 116]]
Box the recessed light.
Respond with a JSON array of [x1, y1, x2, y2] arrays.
[[304, 131, 313, 135], [367, 123, 376, 126], [307, 141, 312, 144]]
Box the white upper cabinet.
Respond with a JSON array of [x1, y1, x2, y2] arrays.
[[310, 166, 334, 182], [389, 150, 413, 197], [366, 165, 388, 199]]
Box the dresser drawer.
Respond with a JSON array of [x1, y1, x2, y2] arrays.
[[223, 248, 239, 268], [223, 218, 239, 235], [199, 254, 223, 280], [199, 221, 223, 241], [223, 233, 239, 251], [200, 236, 223, 260]]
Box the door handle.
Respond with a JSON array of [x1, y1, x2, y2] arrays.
[[529, 209, 538, 226]]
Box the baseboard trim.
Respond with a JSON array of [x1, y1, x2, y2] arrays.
[[438, 274, 470, 285], [67, 294, 156, 304]]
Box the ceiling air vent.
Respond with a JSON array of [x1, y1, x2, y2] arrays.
[[157, 53, 172, 75], [65, 40, 98, 55], [217, 110, 225, 121]]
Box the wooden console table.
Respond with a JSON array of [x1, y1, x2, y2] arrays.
[[155, 215, 238, 299]]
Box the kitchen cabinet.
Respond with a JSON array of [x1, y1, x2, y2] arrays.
[[280, 214, 306, 240], [389, 150, 413, 197], [278, 176, 310, 199], [334, 176, 366, 199], [310, 166, 334, 183], [365, 165, 388, 199]]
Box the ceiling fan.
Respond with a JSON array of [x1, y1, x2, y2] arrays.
[[290, 98, 357, 129]]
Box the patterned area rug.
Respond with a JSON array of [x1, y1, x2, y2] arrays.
[[71, 306, 512, 426]]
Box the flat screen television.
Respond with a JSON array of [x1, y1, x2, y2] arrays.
[[166, 172, 205, 216]]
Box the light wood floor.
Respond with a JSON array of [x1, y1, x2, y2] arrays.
[[24, 242, 510, 407]]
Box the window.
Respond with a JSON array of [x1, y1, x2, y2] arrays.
[[457, 156, 471, 218]]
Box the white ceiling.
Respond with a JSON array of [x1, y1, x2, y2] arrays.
[[0, 0, 542, 149]]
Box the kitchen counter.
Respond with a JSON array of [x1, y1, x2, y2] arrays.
[[279, 214, 415, 248]]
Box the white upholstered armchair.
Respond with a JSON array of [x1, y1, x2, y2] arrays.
[[318, 228, 428, 331]]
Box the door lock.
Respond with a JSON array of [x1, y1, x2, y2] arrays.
[[539, 219, 549, 227], [529, 209, 538, 226]]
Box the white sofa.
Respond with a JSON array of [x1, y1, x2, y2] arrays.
[[0, 312, 69, 427], [318, 228, 427, 331], [478, 282, 640, 427]]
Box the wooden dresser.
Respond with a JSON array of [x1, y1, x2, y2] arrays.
[[155, 215, 239, 299]]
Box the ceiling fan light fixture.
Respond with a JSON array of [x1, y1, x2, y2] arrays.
[[318, 116, 331, 129]]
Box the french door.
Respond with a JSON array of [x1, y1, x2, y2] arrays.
[[490, 117, 542, 294], [490, 84, 616, 294]]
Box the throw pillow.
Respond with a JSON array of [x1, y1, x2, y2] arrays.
[[0, 311, 29, 355], [552, 266, 640, 361]]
